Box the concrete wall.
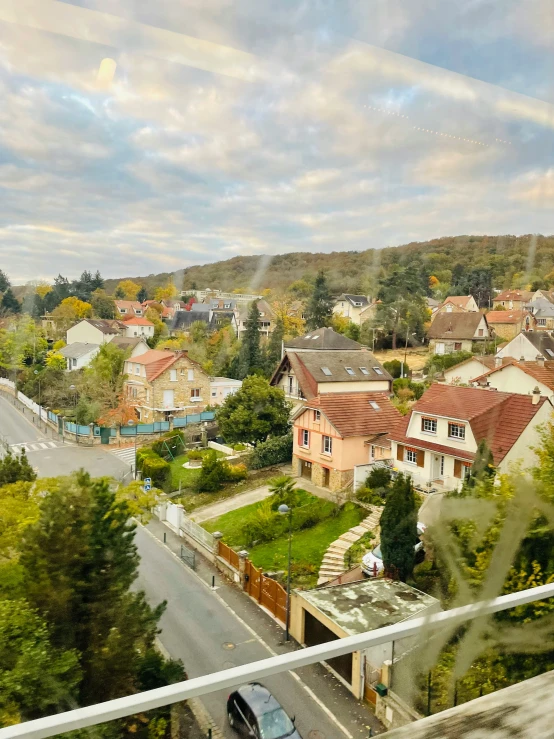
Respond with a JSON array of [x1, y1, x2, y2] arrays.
[[480, 364, 551, 396]]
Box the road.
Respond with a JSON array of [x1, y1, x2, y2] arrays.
[[135, 525, 381, 738], [0, 394, 131, 480]]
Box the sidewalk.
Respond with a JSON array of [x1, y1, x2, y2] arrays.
[[190, 484, 274, 522], [145, 517, 384, 736]]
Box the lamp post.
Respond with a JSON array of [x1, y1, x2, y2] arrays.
[[34, 369, 42, 428], [278, 504, 293, 642], [128, 420, 137, 479], [402, 330, 417, 378]]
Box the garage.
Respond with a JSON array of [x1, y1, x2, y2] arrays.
[[300, 459, 312, 480], [304, 609, 353, 685]]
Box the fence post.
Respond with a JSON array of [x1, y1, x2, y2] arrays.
[[212, 531, 223, 558], [238, 550, 249, 591]]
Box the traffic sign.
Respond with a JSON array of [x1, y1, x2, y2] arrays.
[[144, 483, 152, 492], [144, 477, 151, 484]]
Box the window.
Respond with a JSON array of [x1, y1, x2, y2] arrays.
[[478, 329, 484, 336], [135, 364, 140, 374], [446, 304, 453, 312], [321, 367, 332, 376], [462, 462, 472, 479], [538, 318, 547, 326], [72, 358, 77, 367], [288, 376, 294, 394], [354, 301, 362, 306], [188, 369, 194, 381], [370, 444, 376, 460], [454, 342, 462, 350], [301, 429, 309, 448], [449, 422, 466, 440], [406, 448, 417, 464], [170, 369, 177, 382], [211, 390, 217, 397], [314, 410, 321, 421], [359, 367, 370, 375], [373, 367, 383, 375], [322, 435, 332, 455], [180, 368, 185, 375], [369, 401, 380, 410], [546, 349, 554, 358], [345, 366, 355, 375], [422, 418, 437, 434], [191, 388, 201, 398]]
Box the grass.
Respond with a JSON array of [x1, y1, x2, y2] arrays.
[[174, 467, 281, 513], [168, 450, 225, 491], [373, 347, 429, 371]]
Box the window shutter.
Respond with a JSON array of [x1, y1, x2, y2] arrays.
[[298, 428, 303, 445], [396, 444, 404, 461], [454, 459, 462, 478], [417, 450, 425, 467]]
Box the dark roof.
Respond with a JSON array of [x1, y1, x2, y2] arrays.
[[390, 384, 549, 464], [428, 312, 486, 340], [110, 337, 148, 351], [285, 327, 361, 350], [300, 392, 401, 437], [170, 311, 210, 331], [339, 294, 370, 308], [84, 319, 126, 334], [293, 350, 391, 384], [521, 331, 554, 355], [59, 342, 99, 359]]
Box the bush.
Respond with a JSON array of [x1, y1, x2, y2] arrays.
[[424, 350, 472, 374], [384, 359, 410, 378], [187, 450, 203, 460], [226, 463, 248, 482], [248, 433, 293, 469], [366, 466, 392, 490], [136, 447, 159, 471], [393, 377, 426, 400], [141, 455, 171, 490]]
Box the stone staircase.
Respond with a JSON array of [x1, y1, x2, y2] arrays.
[[317, 506, 383, 586]]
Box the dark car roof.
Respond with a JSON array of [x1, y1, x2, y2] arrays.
[[237, 683, 281, 715]]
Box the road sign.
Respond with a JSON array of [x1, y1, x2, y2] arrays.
[[144, 477, 151, 484], [144, 483, 152, 492]]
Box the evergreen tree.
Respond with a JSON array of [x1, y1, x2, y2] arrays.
[[264, 316, 284, 376], [91, 270, 105, 290], [380, 473, 417, 581], [114, 285, 125, 299], [0, 269, 10, 292], [305, 271, 333, 330], [19, 472, 180, 706], [137, 285, 148, 304], [0, 449, 36, 486], [1, 288, 21, 314], [239, 301, 262, 378]]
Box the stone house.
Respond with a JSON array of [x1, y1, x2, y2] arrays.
[[292, 391, 401, 491], [437, 295, 479, 314], [427, 312, 489, 354], [494, 289, 533, 310], [123, 349, 210, 423], [485, 310, 535, 340]]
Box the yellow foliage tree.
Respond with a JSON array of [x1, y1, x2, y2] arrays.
[[35, 281, 53, 299], [44, 351, 66, 370], [429, 275, 439, 288], [154, 282, 178, 302], [53, 339, 66, 351], [116, 280, 141, 300], [52, 296, 92, 327]]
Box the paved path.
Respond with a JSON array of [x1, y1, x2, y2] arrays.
[[137, 520, 383, 738], [191, 484, 274, 522]]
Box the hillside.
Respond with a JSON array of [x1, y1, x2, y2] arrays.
[[103, 234, 554, 295]]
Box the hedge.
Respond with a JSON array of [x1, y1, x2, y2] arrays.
[[151, 431, 186, 459], [136, 447, 159, 471], [141, 455, 171, 490], [248, 433, 293, 470]]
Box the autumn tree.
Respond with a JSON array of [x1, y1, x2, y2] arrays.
[[115, 279, 141, 300], [154, 281, 178, 302], [51, 296, 92, 330], [79, 343, 127, 413]]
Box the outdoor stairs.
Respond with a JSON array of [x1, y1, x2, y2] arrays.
[[317, 507, 383, 586]]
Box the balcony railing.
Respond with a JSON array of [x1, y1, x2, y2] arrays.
[[4, 582, 554, 739]]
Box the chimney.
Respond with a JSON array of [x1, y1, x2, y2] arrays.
[[537, 355, 545, 367], [495, 356, 502, 368], [532, 386, 541, 405]]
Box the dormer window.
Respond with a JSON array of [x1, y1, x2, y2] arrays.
[[321, 367, 332, 376], [345, 367, 355, 375], [359, 367, 370, 375], [373, 367, 383, 375]]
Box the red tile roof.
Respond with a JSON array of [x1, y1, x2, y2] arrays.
[[442, 296, 473, 308], [495, 290, 533, 302], [122, 317, 154, 326], [390, 384, 549, 464], [486, 310, 532, 325], [303, 392, 402, 438], [130, 349, 178, 381]]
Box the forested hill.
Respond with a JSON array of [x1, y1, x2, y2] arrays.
[[104, 234, 554, 295]]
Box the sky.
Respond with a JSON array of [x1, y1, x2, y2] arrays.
[[0, 0, 553, 283]]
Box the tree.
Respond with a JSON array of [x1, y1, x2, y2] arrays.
[[215, 375, 291, 444], [465, 440, 495, 488], [115, 279, 141, 300], [0, 449, 36, 487], [264, 316, 284, 375], [238, 301, 262, 378], [91, 289, 116, 319], [305, 271, 333, 330], [91, 270, 105, 291], [380, 473, 417, 581], [0, 600, 80, 726], [80, 343, 127, 413], [375, 268, 427, 349], [145, 307, 168, 347], [451, 267, 493, 308], [137, 285, 148, 303], [44, 350, 66, 370], [0, 269, 10, 292], [114, 285, 125, 299], [97, 393, 138, 427], [19, 472, 178, 706], [0, 481, 40, 561], [271, 298, 305, 337], [1, 288, 21, 314], [51, 296, 92, 330], [154, 281, 177, 302]]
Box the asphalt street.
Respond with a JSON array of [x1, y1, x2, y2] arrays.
[[136, 524, 383, 739], [0, 394, 132, 481]]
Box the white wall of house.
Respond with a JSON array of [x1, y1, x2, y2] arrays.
[[391, 441, 469, 491], [333, 300, 365, 325], [443, 359, 492, 384], [496, 333, 551, 361], [318, 379, 390, 393], [127, 340, 150, 358], [499, 401, 553, 472], [123, 323, 155, 339], [406, 411, 478, 454], [476, 364, 551, 396], [209, 378, 242, 406], [67, 321, 113, 345], [64, 346, 100, 372]]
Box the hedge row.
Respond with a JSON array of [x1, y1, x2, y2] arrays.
[[248, 433, 293, 470]]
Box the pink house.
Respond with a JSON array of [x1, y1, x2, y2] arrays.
[[292, 392, 402, 491]]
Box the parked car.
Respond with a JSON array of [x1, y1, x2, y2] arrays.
[[361, 522, 427, 578], [227, 682, 302, 738]]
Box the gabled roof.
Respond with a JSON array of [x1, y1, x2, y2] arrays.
[[495, 289, 533, 302], [115, 300, 143, 312], [110, 336, 148, 351], [129, 349, 180, 381], [428, 312, 486, 340], [442, 296, 474, 309], [59, 342, 100, 359], [121, 316, 154, 326], [336, 294, 370, 308], [471, 359, 554, 391], [170, 311, 209, 330], [81, 319, 126, 334], [486, 310, 532, 325], [285, 327, 361, 350], [443, 355, 511, 375], [390, 384, 550, 464], [237, 299, 275, 319], [518, 331, 554, 355], [299, 392, 401, 438]]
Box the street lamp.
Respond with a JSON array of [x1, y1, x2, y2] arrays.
[[278, 503, 293, 642], [34, 369, 42, 428], [128, 419, 137, 479]]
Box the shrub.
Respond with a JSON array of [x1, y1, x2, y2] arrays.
[[141, 455, 171, 490], [393, 377, 426, 400], [187, 450, 203, 460], [366, 466, 392, 490], [384, 359, 410, 378], [424, 350, 472, 375], [136, 447, 159, 471], [248, 433, 293, 469], [195, 450, 230, 492], [226, 463, 248, 482]]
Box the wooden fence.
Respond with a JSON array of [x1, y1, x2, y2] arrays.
[[218, 544, 287, 625]]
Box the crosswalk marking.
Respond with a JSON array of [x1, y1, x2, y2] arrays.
[[110, 446, 137, 467], [10, 441, 61, 453]]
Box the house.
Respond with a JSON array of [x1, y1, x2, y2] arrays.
[[442, 355, 511, 385], [180, 288, 262, 304], [494, 289, 533, 310], [496, 331, 554, 362], [66, 319, 126, 345], [120, 316, 155, 340], [427, 313, 489, 354], [437, 295, 479, 314], [471, 356, 554, 397], [115, 300, 144, 318], [236, 299, 276, 338], [485, 310, 534, 340], [389, 384, 554, 491], [526, 298, 554, 330], [531, 289, 554, 303], [292, 392, 401, 491], [333, 294, 371, 325], [285, 326, 362, 352], [168, 305, 237, 335], [59, 342, 100, 371], [123, 349, 210, 423], [110, 336, 149, 358], [209, 377, 242, 406], [289, 579, 440, 699], [271, 348, 392, 413]]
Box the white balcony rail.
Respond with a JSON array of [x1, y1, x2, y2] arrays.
[[3, 582, 554, 739]]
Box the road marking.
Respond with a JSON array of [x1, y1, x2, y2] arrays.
[[110, 447, 137, 467], [139, 524, 354, 739], [10, 441, 60, 453]]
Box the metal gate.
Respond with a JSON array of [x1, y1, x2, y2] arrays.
[[100, 428, 111, 445], [180, 544, 195, 570]]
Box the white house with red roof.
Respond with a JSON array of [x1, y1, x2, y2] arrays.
[[115, 300, 144, 317], [470, 356, 554, 397], [120, 316, 155, 339], [437, 295, 479, 314], [292, 392, 402, 491], [389, 384, 553, 491]]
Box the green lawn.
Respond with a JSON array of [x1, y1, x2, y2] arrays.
[[168, 450, 225, 490], [174, 467, 279, 513]]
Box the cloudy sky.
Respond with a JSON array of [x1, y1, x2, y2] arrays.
[[1, 0, 553, 283]]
